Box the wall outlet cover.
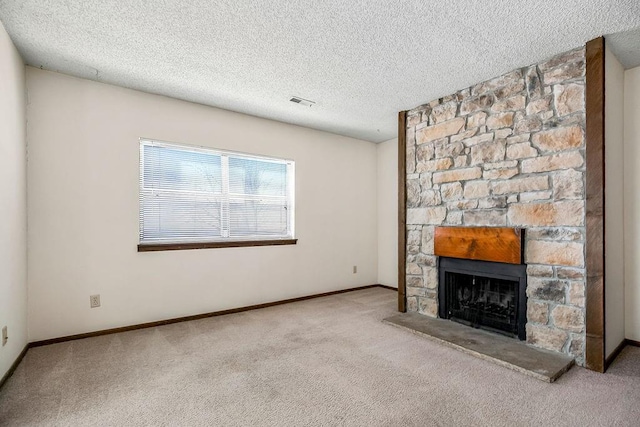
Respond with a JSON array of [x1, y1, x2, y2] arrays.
[[90, 294, 101, 308]]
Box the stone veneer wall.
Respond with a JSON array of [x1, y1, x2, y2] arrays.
[[405, 47, 587, 364]]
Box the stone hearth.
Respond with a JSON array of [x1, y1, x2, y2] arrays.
[[404, 47, 587, 364], [384, 312, 574, 382]]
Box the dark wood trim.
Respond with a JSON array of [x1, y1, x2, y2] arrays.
[[604, 339, 640, 370], [585, 36, 606, 373], [0, 344, 29, 391], [138, 239, 298, 252], [604, 339, 627, 371], [376, 284, 398, 291], [29, 284, 388, 348], [398, 111, 407, 312], [434, 227, 524, 265]]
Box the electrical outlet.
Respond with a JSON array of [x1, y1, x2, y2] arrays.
[[90, 294, 101, 308], [353, 265, 357, 274], [2, 326, 7, 346]]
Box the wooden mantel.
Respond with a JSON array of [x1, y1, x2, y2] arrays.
[[434, 227, 525, 265]]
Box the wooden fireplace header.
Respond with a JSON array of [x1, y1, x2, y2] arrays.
[[434, 227, 524, 265]]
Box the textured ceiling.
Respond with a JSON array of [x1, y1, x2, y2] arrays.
[[1, 1, 640, 142], [607, 27, 640, 69]]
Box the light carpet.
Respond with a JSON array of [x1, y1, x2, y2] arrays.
[[1, 287, 639, 426]]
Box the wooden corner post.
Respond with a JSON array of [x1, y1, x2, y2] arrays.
[[585, 36, 606, 372], [398, 111, 407, 312]]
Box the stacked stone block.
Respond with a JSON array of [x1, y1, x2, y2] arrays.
[[405, 47, 587, 364]]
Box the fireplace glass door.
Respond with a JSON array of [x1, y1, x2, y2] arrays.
[[438, 257, 527, 340]]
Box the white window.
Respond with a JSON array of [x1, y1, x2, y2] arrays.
[[139, 139, 295, 247]]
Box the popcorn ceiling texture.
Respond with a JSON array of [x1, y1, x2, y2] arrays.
[[607, 27, 640, 69], [404, 47, 587, 364], [0, 1, 639, 142]]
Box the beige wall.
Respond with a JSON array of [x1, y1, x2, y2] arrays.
[[0, 23, 27, 378], [605, 44, 626, 356], [625, 65, 640, 342], [377, 138, 398, 287], [26, 68, 378, 341]]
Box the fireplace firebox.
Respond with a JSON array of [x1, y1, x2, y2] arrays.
[[438, 257, 527, 340]]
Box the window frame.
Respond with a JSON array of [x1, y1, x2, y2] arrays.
[[138, 138, 296, 252]]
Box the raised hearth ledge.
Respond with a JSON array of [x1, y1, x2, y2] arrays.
[[383, 312, 574, 382]]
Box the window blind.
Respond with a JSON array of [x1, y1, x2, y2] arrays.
[[139, 139, 294, 245]]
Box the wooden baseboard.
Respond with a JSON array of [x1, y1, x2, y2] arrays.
[[30, 284, 391, 348], [0, 344, 29, 391], [603, 339, 640, 371], [605, 339, 627, 371], [626, 338, 640, 348], [375, 284, 398, 291]]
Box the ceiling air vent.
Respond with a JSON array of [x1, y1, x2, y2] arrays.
[[289, 96, 315, 107]]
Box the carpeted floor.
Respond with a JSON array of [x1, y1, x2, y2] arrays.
[[1, 287, 639, 426]]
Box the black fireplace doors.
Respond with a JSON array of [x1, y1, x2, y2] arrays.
[[438, 257, 527, 340]]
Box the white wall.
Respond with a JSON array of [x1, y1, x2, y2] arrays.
[[26, 68, 378, 341], [0, 23, 27, 378], [377, 138, 398, 287], [605, 44, 626, 356], [625, 65, 640, 342]]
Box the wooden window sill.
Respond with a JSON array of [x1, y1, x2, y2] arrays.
[[138, 239, 298, 252]]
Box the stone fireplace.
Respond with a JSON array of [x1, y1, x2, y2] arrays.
[[404, 46, 587, 364]]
